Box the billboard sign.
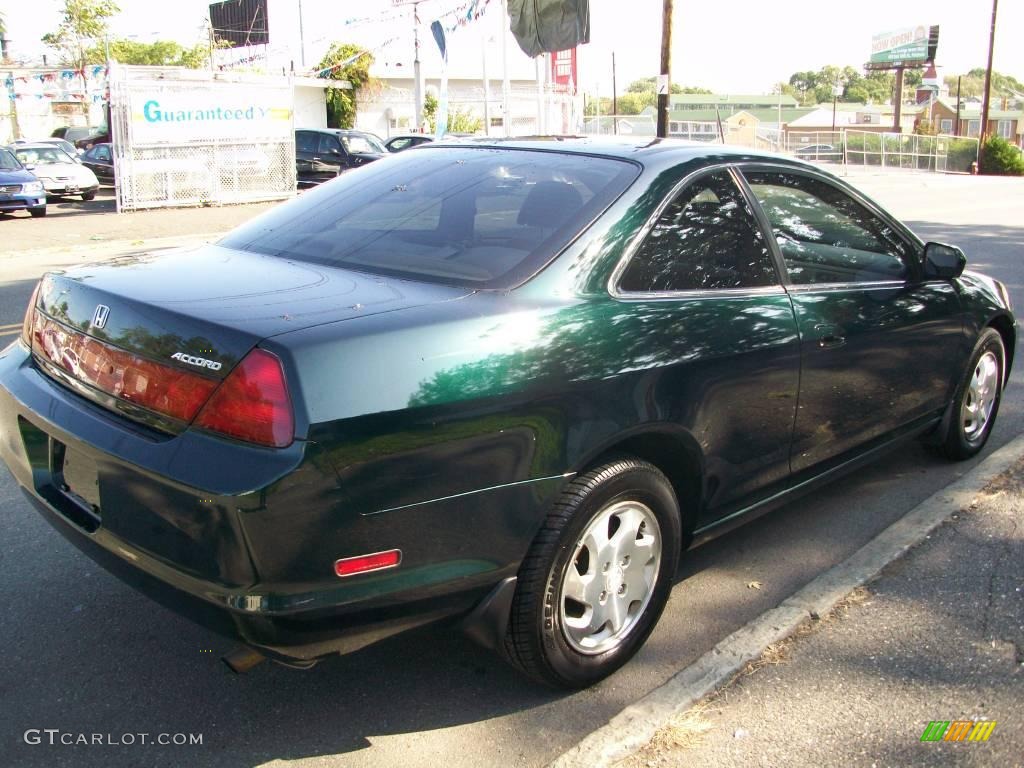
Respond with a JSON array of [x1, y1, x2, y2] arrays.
[[870, 25, 936, 65], [209, 0, 269, 48]]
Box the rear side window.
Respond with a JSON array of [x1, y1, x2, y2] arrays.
[[618, 170, 778, 293], [295, 132, 317, 153], [221, 147, 639, 288]]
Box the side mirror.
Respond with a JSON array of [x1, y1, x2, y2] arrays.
[[23, 164, 35, 171], [923, 242, 966, 280]]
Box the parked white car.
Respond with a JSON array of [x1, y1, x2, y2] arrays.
[[10, 144, 99, 200]]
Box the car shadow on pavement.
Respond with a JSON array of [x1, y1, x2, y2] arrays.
[[3, 433, 1016, 768]]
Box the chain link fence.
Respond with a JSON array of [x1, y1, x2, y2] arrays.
[[843, 130, 980, 173], [109, 68, 296, 212]]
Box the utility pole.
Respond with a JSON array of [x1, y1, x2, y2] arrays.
[[500, 0, 511, 137], [892, 66, 904, 132], [611, 51, 617, 135], [657, 0, 673, 138], [980, 0, 998, 141], [298, 0, 306, 68], [413, 2, 424, 131]]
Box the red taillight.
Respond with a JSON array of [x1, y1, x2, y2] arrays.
[[32, 311, 220, 422], [193, 349, 294, 448], [22, 283, 41, 344], [334, 550, 402, 578]]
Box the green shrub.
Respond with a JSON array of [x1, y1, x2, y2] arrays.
[[979, 135, 1024, 175]]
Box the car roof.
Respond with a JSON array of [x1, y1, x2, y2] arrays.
[[422, 135, 814, 168], [11, 143, 73, 152]]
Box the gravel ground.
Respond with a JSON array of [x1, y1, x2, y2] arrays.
[[623, 459, 1024, 768]]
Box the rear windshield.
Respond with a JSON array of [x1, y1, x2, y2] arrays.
[[220, 146, 639, 288]]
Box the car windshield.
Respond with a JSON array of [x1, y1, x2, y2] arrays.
[[341, 133, 386, 154], [14, 147, 74, 165], [221, 146, 640, 288], [0, 149, 22, 171]]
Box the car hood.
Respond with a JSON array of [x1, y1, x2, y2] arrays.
[[0, 168, 38, 184]]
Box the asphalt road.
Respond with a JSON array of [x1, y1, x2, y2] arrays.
[[0, 171, 1021, 768]]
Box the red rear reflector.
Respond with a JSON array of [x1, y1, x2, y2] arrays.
[[32, 310, 220, 423], [193, 348, 294, 448], [334, 550, 402, 578]]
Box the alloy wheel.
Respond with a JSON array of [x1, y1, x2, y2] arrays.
[[558, 500, 662, 655]]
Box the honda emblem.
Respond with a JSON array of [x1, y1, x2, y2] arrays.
[[91, 304, 110, 330]]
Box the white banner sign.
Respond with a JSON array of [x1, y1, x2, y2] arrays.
[[129, 88, 293, 143]]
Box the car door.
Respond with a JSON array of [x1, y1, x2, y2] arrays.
[[83, 145, 113, 182], [294, 131, 318, 185], [740, 167, 964, 473], [612, 167, 802, 520], [314, 134, 345, 181]]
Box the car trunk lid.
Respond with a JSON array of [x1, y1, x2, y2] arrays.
[[31, 243, 470, 432]]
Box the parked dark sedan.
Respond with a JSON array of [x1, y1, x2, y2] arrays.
[[295, 128, 385, 186], [80, 143, 115, 184], [0, 139, 1015, 688]]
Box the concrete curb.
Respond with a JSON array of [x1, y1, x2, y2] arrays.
[[548, 433, 1024, 768]]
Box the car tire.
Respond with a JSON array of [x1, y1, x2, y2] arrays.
[[505, 457, 681, 688], [938, 328, 1005, 461], [29, 206, 47, 218], [81, 191, 96, 201]]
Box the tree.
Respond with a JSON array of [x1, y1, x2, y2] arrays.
[[422, 92, 482, 134], [86, 38, 219, 68], [0, 11, 8, 61], [979, 135, 1024, 176], [317, 42, 374, 129], [41, 0, 120, 69], [944, 69, 1024, 101], [625, 76, 710, 95]]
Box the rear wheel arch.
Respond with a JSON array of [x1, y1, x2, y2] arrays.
[[571, 427, 704, 547], [988, 314, 1016, 382]]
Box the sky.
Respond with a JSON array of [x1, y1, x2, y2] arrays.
[[4, 0, 1023, 94]]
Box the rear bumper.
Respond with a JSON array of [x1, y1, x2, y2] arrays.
[[0, 340, 499, 659]]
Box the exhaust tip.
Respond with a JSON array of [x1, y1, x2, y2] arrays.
[[222, 645, 266, 674]]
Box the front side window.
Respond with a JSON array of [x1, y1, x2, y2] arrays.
[[618, 170, 778, 293], [93, 145, 112, 162], [341, 134, 385, 154], [744, 171, 910, 285], [317, 134, 342, 155], [220, 147, 639, 288]]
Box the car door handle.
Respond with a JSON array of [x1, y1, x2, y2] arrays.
[[814, 324, 846, 349]]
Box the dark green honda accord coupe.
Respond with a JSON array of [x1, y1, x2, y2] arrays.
[[0, 138, 1015, 688]]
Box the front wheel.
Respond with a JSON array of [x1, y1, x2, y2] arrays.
[[81, 191, 96, 201], [28, 206, 46, 218], [938, 328, 1005, 460], [506, 457, 681, 688]]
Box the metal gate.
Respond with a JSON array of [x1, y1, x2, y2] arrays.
[[109, 67, 296, 211]]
